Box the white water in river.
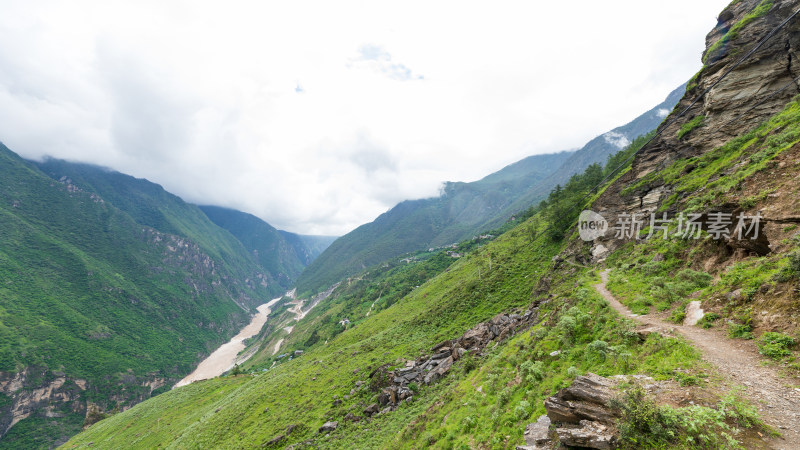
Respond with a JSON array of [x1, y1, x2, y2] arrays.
[[174, 296, 282, 388]]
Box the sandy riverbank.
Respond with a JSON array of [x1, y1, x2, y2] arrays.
[[174, 297, 282, 388]]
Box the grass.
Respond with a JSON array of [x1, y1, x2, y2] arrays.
[[64, 93, 800, 450], [613, 385, 769, 449], [758, 332, 796, 359], [0, 144, 280, 448], [64, 139, 710, 447], [677, 115, 706, 139], [704, 0, 774, 63]]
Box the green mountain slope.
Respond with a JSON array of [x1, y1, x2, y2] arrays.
[[0, 146, 276, 448], [296, 87, 684, 295], [34, 159, 292, 298], [198, 206, 336, 291], [61, 135, 714, 448], [64, 1, 800, 448]]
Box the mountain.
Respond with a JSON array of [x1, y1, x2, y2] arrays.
[[296, 86, 685, 295], [198, 205, 335, 290], [66, 1, 800, 448], [486, 82, 686, 230], [0, 151, 309, 448]]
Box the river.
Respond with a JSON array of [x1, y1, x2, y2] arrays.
[[174, 296, 282, 388]]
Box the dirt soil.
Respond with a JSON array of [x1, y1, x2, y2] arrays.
[[595, 269, 800, 449]]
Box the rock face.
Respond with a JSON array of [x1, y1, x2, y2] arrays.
[[523, 373, 621, 450], [544, 373, 618, 425], [516, 415, 552, 450], [586, 0, 800, 259], [555, 420, 616, 450], [378, 310, 535, 391], [359, 309, 540, 419]]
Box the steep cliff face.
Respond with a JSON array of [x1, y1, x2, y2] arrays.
[[579, 0, 800, 344], [591, 0, 800, 248]]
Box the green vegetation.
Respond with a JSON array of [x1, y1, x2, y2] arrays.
[[758, 332, 796, 359], [612, 386, 767, 449], [625, 95, 800, 213], [677, 115, 705, 139], [64, 127, 728, 449], [295, 86, 685, 296], [606, 238, 711, 316], [295, 151, 574, 295], [704, 0, 774, 63], [199, 205, 335, 291], [0, 146, 279, 447], [535, 131, 656, 241], [247, 244, 475, 365]]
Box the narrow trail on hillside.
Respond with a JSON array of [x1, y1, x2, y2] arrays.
[[594, 270, 800, 449]]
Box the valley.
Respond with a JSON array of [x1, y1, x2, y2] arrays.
[[175, 297, 283, 388], [4, 0, 800, 449]]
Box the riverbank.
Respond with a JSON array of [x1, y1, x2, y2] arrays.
[[174, 296, 282, 388]]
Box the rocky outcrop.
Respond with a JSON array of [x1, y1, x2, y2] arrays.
[[516, 415, 552, 450], [0, 367, 176, 441], [351, 308, 541, 424], [518, 373, 621, 450], [318, 421, 338, 433], [363, 310, 538, 414], [543, 373, 618, 425], [585, 0, 800, 259]]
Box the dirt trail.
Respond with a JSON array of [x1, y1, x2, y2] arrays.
[[595, 269, 800, 449]]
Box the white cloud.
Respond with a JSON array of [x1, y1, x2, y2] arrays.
[[0, 0, 730, 235], [350, 44, 424, 81], [603, 132, 631, 149]]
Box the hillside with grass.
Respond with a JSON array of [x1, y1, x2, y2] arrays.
[[199, 205, 336, 292], [296, 87, 683, 296], [33, 159, 330, 298], [0, 145, 282, 448], [62, 1, 800, 448]]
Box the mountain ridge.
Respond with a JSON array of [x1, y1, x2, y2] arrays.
[[296, 84, 685, 295]]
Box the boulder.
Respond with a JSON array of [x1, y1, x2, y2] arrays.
[[431, 350, 450, 360], [423, 371, 440, 385], [363, 403, 379, 416], [555, 420, 616, 449], [435, 356, 454, 376], [523, 415, 552, 447], [318, 421, 338, 433], [544, 373, 618, 425], [431, 339, 452, 352], [264, 434, 286, 446], [461, 323, 490, 348], [378, 386, 398, 406]]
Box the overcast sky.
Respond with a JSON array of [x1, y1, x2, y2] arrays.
[[0, 0, 730, 235]]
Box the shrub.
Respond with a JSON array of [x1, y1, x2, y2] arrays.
[[612, 385, 764, 449], [587, 340, 611, 362], [496, 387, 511, 407], [611, 386, 681, 447], [775, 252, 800, 282], [699, 313, 720, 329], [675, 269, 712, 287], [669, 309, 686, 324], [461, 353, 477, 374], [520, 360, 544, 384], [728, 323, 754, 340], [758, 332, 795, 359], [514, 400, 531, 420]]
